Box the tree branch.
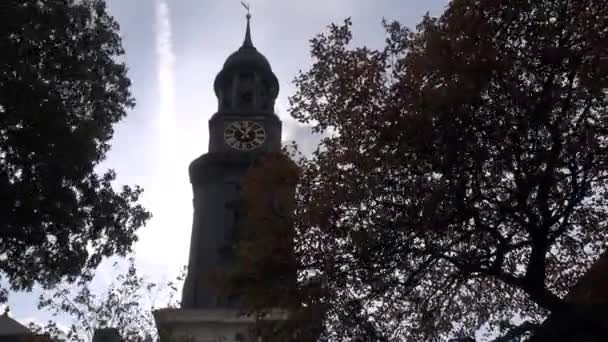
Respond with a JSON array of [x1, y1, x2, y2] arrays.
[[491, 321, 540, 342]]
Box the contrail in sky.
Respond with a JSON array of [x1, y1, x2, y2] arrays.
[[155, 0, 177, 171]]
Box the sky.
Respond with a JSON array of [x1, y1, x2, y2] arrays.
[[8, 0, 450, 331]]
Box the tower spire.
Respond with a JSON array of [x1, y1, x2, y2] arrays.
[[241, 2, 253, 48]]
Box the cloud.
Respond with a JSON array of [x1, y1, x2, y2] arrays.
[[154, 0, 180, 238], [156, 0, 177, 150], [128, 0, 192, 269], [131, 0, 193, 273]]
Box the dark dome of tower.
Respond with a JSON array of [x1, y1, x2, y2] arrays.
[[223, 46, 271, 72], [219, 13, 272, 72], [213, 13, 279, 115]]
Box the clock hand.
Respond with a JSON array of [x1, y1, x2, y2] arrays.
[[237, 123, 247, 137], [243, 123, 254, 137]]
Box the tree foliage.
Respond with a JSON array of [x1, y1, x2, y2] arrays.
[[236, 1, 608, 341], [31, 258, 185, 342], [223, 151, 326, 341], [225, 152, 299, 307], [0, 0, 150, 295]]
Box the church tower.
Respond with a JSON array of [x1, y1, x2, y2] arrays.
[[154, 13, 285, 341], [181, 13, 281, 309]]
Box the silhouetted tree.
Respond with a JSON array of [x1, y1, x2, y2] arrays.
[[222, 151, 327, 342], [31, 258, 185, 342], [236, 1, 608, 341], [0, 0, 150, 298]]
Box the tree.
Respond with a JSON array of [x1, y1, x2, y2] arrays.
[[0, 0, 150, 297], [235, 1, 608, 341], [223, 151, 326, 342], [30, 257, 185, 342]]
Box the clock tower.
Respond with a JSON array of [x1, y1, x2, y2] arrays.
[[181, 13, 282, 309]]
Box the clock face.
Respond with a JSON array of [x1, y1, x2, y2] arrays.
[[224, 121, 266, 150]]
